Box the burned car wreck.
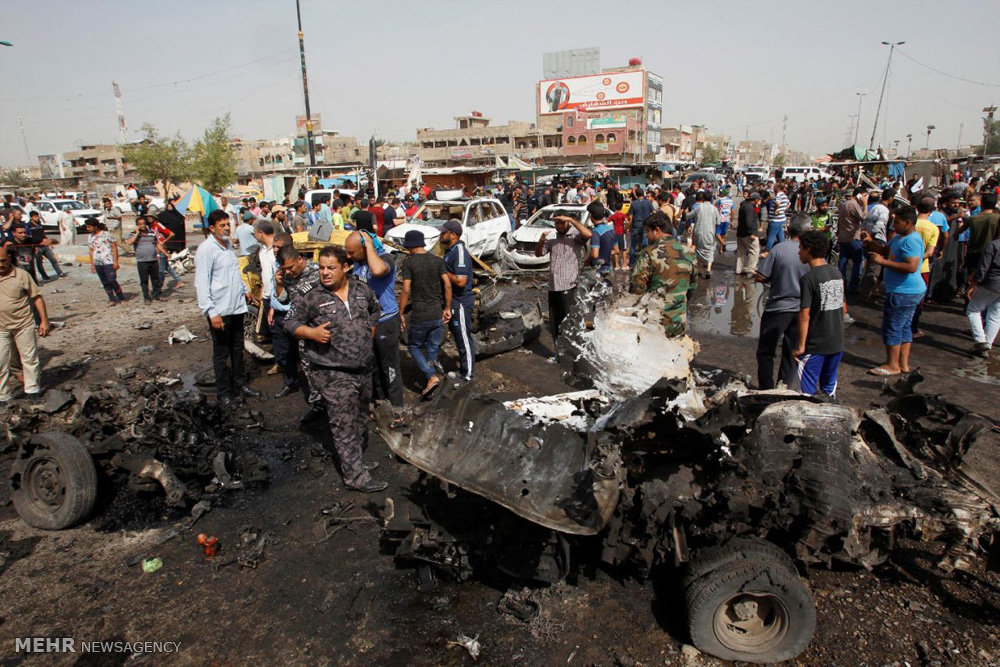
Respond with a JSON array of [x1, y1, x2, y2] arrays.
[[5, 382, 270, 531], [377, 273, 1000, 663]]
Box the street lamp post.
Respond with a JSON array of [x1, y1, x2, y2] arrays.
[[854, 92, 866, 146], [906, 133, 913, 158], [869, 41, 905, 150], [925, 125, 935, 150]]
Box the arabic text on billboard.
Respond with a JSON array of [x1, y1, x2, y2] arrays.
[[538, 71, 645, 116], [587, 115, 628, 130], [450, 148, 474, 159]]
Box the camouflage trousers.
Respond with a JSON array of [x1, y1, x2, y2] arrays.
[[299, 341, 324, 407], [309, 366, 373, 489]]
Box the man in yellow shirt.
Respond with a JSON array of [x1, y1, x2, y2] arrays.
[[911, 198, 940, 336]]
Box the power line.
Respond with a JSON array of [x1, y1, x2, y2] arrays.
[[895, 48, 1000, 88], [0, 51, 298, 104]]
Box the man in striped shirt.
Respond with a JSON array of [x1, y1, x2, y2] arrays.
[[766, 184, 790, 251]]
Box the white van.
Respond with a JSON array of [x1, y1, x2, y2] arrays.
[[304, 188, 359, 208], [781, 166, 829, 183]]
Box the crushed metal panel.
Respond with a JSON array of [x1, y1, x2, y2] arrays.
[[376, 389, 620, 535]]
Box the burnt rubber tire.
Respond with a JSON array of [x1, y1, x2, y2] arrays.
[[10, 433, 98, 530], [682, 537, 797, 590], [684, 557, 816, 664]]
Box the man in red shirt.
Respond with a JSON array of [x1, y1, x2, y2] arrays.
[[609, 208, 627, 269], [369, 198, 386, 237]]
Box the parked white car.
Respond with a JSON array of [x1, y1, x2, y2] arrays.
[[781, 166, 830, 183], [35, 199, 104, 234], [304, 188, 359, 208], [500, 204, 593, 269], [385, 197, 510, 258]]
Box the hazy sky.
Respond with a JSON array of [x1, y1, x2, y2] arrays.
[[2, 0, 998, 167]]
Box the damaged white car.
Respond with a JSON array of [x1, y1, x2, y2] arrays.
[[498, 204, 593, 270]]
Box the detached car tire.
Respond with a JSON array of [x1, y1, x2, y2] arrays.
[[10, 433, 97, 530], [684, 555, 815, 663]]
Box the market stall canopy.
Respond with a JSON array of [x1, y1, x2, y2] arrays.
[[828, 145, 881, 161]]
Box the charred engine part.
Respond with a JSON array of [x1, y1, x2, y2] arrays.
[[474, 302, 544, 358], [111, 453, 187, 507]]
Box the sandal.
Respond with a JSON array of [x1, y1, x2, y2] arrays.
[[867, 367, 899, 377]]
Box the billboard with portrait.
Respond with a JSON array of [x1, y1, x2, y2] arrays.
[[538, 71, 645, 115]]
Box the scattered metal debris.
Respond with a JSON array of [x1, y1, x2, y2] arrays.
[[167, 326, 196, 345], [447, 634, 481, 661]]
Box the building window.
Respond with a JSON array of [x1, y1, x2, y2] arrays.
[[567, 136, 576, 145], [578, 135, 587, 144], [567, 116, 574, 128], [545, 139, 552, 148], [595, 134, 605, 143], [607, 133, 617, 143]]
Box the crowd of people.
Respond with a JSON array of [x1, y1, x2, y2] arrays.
[[2, 168, 998, 497]]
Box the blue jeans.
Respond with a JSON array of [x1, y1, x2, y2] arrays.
[[629, 226, 648, 266], [765, 221, 784, 250], [838, 240, 864, 292], [94, 263, 124, 302], [882, 291, 924, 346], [159, 252, 179, 282], [408, 318, 444, 380]]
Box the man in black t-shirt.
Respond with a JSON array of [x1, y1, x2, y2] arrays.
[[399, 230, 452, 396], [793, 230, 845, 397], [351, 205, 375, 234]]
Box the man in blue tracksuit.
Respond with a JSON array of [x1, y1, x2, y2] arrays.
[[440, 219, 475, 381]]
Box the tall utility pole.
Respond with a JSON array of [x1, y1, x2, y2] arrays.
[[925, 125, 935, 150], [295, 0, 316, 168], [905, 133, 913, 157], [781, 114, 788, 150], [17, 116, 31, 163], [854, 92, 866, 146], [869, 41, 904, 150], [957, 122, 964, 153]]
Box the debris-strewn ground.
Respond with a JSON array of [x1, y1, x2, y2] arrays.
[[1, 253, 998, 665]]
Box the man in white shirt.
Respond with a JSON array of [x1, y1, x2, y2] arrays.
[[256, 220, 277, 339], [220, 195, 239, 226]]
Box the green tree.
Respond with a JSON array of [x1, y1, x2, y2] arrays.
[[773, 153, 787, 168], [986, 118, 1000, 155], [0, 169, 30, 188], [122, 123, 191, 198], [192, 114, 237, 193], [701, 144, 721, 165]]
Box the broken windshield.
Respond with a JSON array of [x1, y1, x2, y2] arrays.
[[412, 203, 466, 226], [525, 208, 584, 229]]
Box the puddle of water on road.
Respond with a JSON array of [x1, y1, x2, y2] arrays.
[[950, 355, 1000, 385], [687, 270, 766, 337]]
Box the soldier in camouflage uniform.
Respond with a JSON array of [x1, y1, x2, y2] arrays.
[[275, 244, 325, 421], [285, 245, 387, 493], [629, 211, 697, 336]]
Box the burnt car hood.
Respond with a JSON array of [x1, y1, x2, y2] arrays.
[[377, 386, 621, 535]]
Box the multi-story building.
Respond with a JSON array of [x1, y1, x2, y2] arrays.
[[535, 59, 663, 163], [560, 110, 644, 160], [414, 112, 561, 167], [291, 115, 364, 166], [61, 144, 132, 181]]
